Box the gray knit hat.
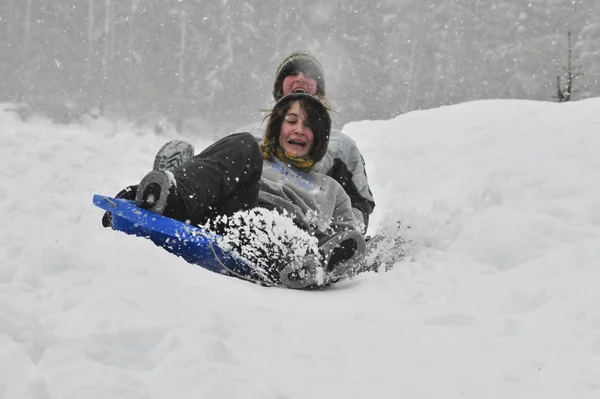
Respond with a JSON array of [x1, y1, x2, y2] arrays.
[[273, 51, 325, 101]]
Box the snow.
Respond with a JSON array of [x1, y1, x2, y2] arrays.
[[2, 98, 600, 398], [207, 207, 324, 285]]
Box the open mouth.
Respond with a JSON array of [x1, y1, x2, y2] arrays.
[[287, 138, 306, 146], [292, 88, 308, 94]]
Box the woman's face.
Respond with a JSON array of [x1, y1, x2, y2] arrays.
[[279, 101, 315, 158]]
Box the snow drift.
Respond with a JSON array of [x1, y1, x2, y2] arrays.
[[1, 98, 599, 398]]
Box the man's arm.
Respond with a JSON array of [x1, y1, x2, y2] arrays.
[[324, 130, 375, 233], [330, 183, 363, 234]]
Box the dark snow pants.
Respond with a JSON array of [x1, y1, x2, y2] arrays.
[[164, 132, 263, 225]]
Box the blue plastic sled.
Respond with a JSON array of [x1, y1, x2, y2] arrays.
[[93, 194, 273, 286]]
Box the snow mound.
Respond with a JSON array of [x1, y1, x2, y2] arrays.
[[2, 98, 600, 398]]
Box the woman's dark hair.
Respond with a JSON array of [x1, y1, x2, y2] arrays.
[[265, 93, 331, 163]]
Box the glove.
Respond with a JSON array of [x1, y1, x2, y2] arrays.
[[135, 170, 174, 214], [101, 185, 138, 228]]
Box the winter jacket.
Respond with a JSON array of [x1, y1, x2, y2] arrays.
[[259, 157, 359, 239], [238, 120, 375, 232]]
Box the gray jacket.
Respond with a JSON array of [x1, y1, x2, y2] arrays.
[[259, 157, 359, 239], [239, 120, 375, 232]]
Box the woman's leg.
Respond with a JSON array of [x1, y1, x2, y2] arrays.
[[170, 132, 263, 224]]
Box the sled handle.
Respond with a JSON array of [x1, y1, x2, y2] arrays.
[[93, 194, 121, 212]]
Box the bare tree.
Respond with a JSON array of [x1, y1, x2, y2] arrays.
[[175, 8, 188, 133], [101, 0, 113, 114], [87, 0, 95, 94], [23, 0, 33, 52], [555, 31, 582, 102], [19, 0, 34, 99]]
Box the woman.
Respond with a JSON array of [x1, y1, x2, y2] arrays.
[[110, 94, 365, 287]]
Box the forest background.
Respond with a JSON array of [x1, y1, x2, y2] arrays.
[[1, 0, 599, 134]]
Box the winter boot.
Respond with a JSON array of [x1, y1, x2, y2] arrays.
[[135, 170, 175, 214], [319, 230, 366, 281], [278, 254, 325, 289], [102, 140, 194, 227], [152, 140, 195, 172]]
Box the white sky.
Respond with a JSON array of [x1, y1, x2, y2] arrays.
[[1, 97, 600, 398]]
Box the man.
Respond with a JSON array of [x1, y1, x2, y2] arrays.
[[239, 50, 375, 233]]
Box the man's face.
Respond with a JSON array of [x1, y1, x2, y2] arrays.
[[282, 71, 318, 96]]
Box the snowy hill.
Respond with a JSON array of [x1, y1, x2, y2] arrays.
[[1, 98, 599, 398]]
